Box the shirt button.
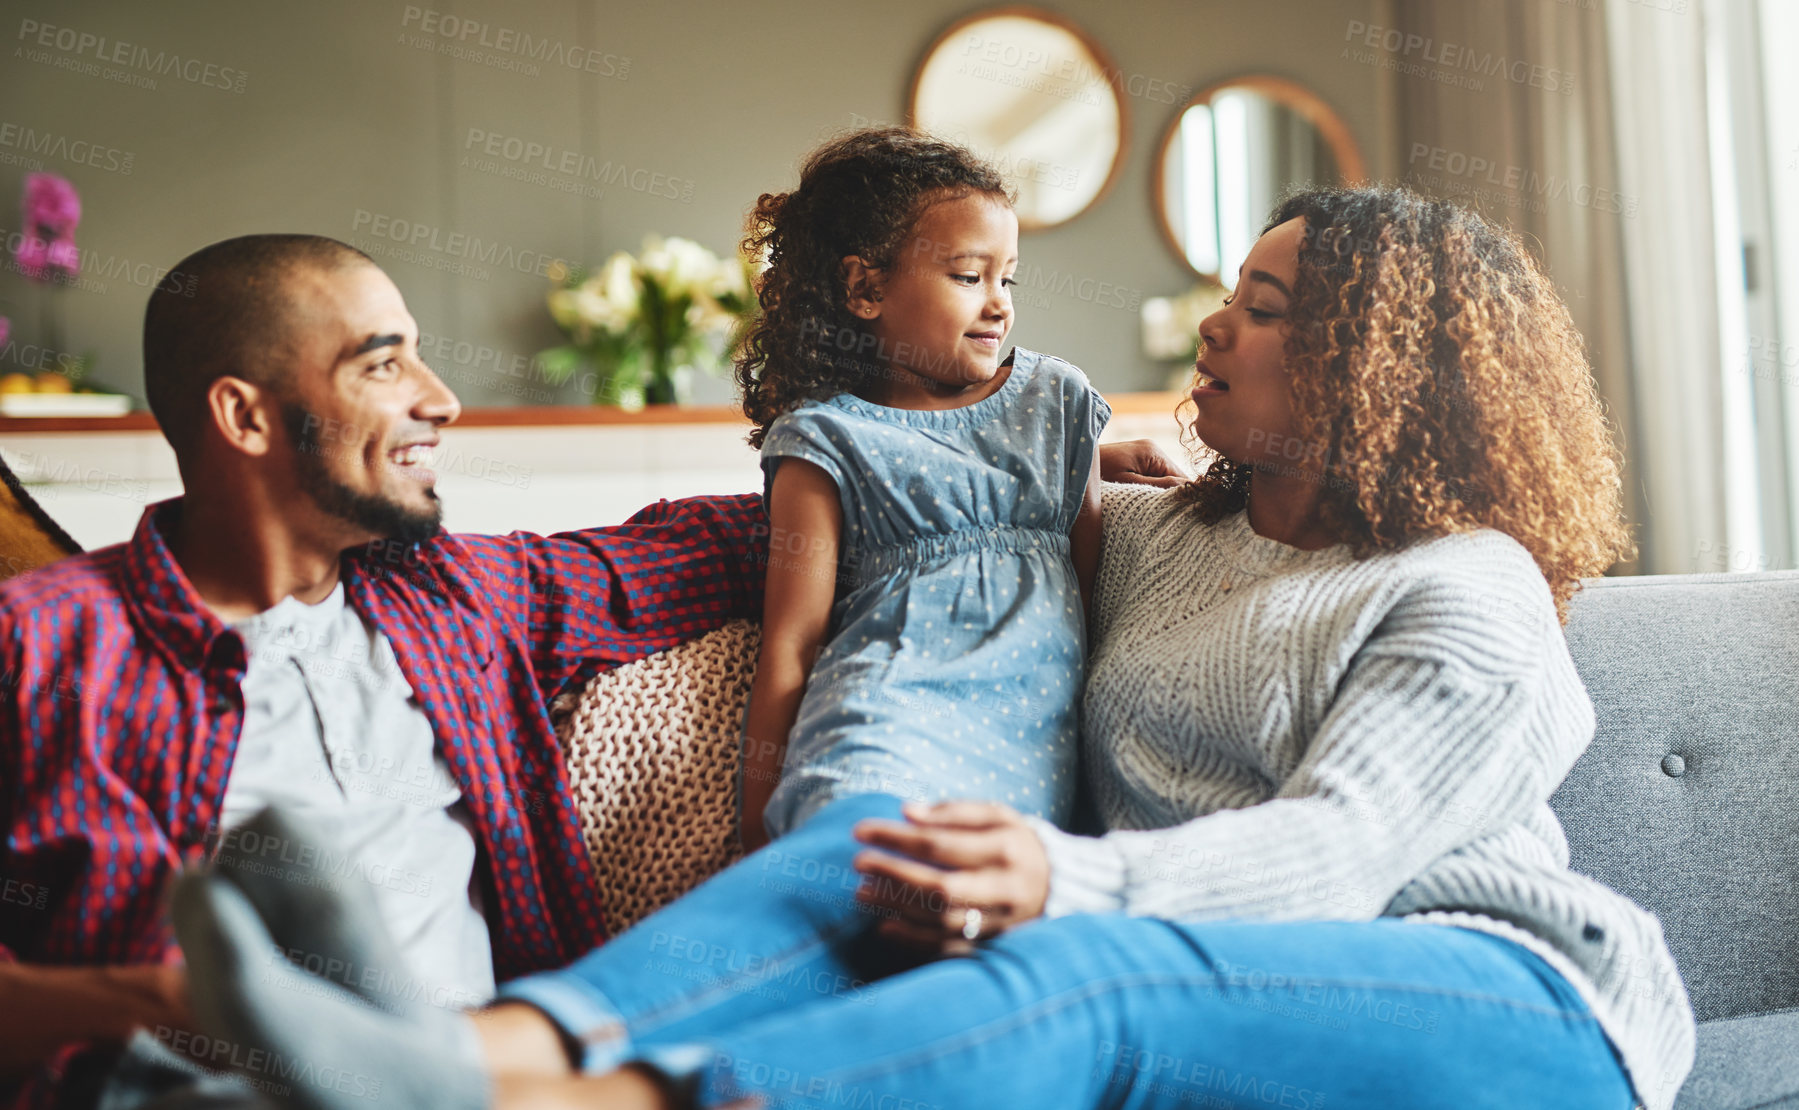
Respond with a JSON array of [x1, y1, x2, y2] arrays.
[[1660, 753, 1686, 778]]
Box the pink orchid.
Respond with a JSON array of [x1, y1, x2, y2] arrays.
[[22, 174, 80, 235], [13, 234, 52, 281], [13, 174, 81, 282], [45, 238, 80, 272]]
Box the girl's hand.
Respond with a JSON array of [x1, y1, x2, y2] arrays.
[[851, 801, 1050, 952], [1097, 439, 1189, 488]]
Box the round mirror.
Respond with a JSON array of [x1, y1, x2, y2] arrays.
[[1155, 76, 1365, 287], [908, 8, 1126, 231]]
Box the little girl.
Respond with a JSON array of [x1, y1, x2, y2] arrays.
[[169, 128, 1116, 1105], [735, 126, 1109, 849]]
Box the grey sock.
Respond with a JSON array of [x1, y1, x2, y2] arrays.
[[209, 806, 423, 1018], [173, 873, 491, 1110]]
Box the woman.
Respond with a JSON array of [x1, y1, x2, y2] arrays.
[[177, 187, 1695, 1110]]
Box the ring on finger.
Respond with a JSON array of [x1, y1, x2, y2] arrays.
[[961, 906, 984, 941]]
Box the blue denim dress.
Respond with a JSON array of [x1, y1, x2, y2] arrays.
[[757, 347, 1110, 835]]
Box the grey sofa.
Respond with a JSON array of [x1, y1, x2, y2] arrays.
[[1558, 572, 1799, 1109]]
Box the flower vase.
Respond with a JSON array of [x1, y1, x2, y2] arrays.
[[645, 350, 694, 406]]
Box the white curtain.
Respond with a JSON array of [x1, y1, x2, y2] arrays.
[[1380, 0, 1728, 574], [1606, 2, 1734, 574]]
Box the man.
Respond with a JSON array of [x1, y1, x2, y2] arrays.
[[0, 235, 1182, 1107]]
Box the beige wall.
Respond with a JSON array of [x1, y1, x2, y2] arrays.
[[0, 0, 1380, 407]]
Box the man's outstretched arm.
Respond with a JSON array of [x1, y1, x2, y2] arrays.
[[452, 492, 769, 695], [450, 439, 1185, 692]]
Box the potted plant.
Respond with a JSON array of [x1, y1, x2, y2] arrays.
[[540, 236, 757, 410], [0, 173, 120, 415]]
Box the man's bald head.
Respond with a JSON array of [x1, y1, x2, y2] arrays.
[[143, 234, 374, 453]]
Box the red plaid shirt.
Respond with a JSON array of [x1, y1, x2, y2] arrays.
[[0, 494, 766, 1094]]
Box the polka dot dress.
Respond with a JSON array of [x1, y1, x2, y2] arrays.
[[758, 348, 1111, 836]]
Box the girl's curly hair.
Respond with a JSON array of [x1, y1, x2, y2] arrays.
[[737, 127, 1011, 449], [1177, 185, 1633, 620]]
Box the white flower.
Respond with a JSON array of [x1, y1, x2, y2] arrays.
[[706, 253, 750, 303], [547, 250, 640, 340], [547, 288, 583, 332], [1141, 283, 1228, 360], [573, 281, 615, 330], [640, 235, 719, 299], [596, 251, 640, 326], [687, 297, 734, 333], [1171, 283, 1227, 333]]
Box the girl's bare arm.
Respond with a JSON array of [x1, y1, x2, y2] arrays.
[[740, 458, 843, 852], [1070, 451, 1103, 628]]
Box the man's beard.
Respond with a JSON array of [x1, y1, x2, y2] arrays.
[[282, 402, 443, 545]]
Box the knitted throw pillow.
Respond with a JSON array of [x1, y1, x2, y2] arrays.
[[0, 452, 80, 583], [551, 619, 759, 934]]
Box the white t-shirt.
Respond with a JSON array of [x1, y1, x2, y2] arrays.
[[219, 582, 496, 1011]]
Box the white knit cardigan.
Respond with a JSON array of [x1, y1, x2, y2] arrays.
[[1027, 484, 1695, 1110]]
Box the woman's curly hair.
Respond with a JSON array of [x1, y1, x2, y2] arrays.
[[736, 127, 1011, 449], [1178, 185, 1633, 620]]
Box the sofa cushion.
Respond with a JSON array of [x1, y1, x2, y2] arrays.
[[1555, 572, 1799, 1024], [0, 451, 80, 582], [553, 619, 758, 934], [1673, 1009, 1799, 1109]]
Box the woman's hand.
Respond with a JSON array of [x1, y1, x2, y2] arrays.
[[851, 801, 1050, 952], [1097, 439, 1189, 488]]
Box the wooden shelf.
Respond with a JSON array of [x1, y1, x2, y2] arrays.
[[0, 411, 162, 433], [0, 393, 1186, 435]]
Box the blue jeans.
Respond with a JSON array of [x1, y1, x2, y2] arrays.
[[499, 795, 1636, 1109]]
